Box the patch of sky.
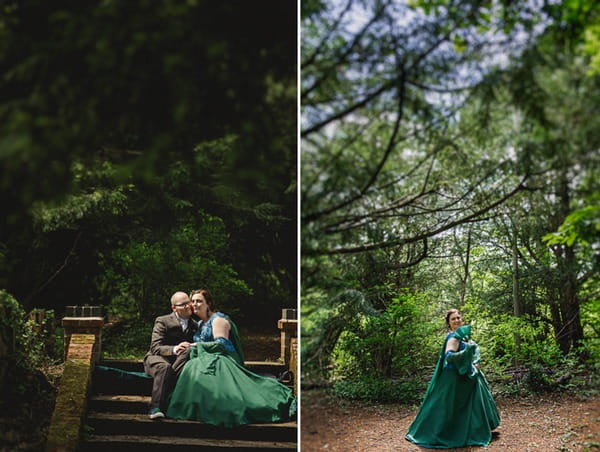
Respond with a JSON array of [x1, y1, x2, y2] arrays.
[[302, 0, 557, 142]]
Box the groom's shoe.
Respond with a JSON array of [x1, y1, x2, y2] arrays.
[[149, 408, 165, 420]]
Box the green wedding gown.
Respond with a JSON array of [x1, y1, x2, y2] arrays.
[[166, 313, 297, 427], [405, 326, 500, 448]]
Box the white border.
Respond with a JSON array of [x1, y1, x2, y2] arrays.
[[296, 0, 302, 448]]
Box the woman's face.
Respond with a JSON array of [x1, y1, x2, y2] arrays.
[[191, 293, 210, 320], [448, 312, 463, 331]]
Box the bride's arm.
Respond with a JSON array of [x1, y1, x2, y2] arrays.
[[212, 315, 231, 340], [445, 337, 459, 353]]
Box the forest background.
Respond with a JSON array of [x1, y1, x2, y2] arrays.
[[301, 0, 599, 403], [0, 1, 296, 448]]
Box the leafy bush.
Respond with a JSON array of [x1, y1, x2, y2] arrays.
[[332, 376, 425, 403], [332, 290, 438, 381], [96, 210, 252, 321], [102, 319, 153, 359], [0, 292, 58, 379], [468, 311, 600, 395], [0, 291, 56, 449]]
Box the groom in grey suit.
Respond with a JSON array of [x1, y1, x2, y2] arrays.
[[144, 291, 198, 419]]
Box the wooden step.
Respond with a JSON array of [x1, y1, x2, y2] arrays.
[[94, 360, 292, 396], [92, 369, 152, 396], [89, 395, 149, 413], [100, 359, 287, 376], [100, 358, 145, 372], [83, 434, 297, 451], [86, 412, 297, 442], [88, 360, 297, 450]]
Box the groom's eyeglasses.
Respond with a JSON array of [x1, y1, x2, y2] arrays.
[[174, 302, 191, 307]]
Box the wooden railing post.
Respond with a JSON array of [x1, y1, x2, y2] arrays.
[[278, 308, 297, 366], [289, 337, 298, 395]]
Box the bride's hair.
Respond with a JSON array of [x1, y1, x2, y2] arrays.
[[190, 289, 216, 312]]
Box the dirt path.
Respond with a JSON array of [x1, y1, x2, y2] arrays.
[[301, 389, 600, 451]]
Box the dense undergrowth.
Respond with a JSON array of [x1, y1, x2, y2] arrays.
[[302, 290, 600, 404], [102, 319, 153, 359], [0, 291, 62, 451]]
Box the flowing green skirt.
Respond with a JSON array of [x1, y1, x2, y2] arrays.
[[166, 345, 297, 427], [405, 368, 500, 448]]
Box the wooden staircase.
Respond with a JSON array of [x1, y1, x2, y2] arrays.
[[83, 359, 297, 451]]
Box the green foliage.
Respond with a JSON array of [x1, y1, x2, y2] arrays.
[[582, 296, 600, 365], [332, 376, 424, 403], [584, 22, 600, 74], [332, 291, 438, 380], [479, 314, 563, 369], [0, 292, 58, 375], [96, 211, 251, 321], [18, 138, 292, 325], [0, 290, 55, 418], [0, 290, 29, 375], [320, 290, 440, 403], [0, 1, 296, 210], [24, 309, 62, 366], [0, 0, 297, 328], [300, 288, 331, 336], [301, 289, 377, 375], [463, 310, 600, 394], [53, 326, 64, 362], [31, 188, 130, 233], [102, 319, 153, 359], [543, 206, 600, 247]]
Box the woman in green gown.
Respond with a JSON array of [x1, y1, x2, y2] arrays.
[[405, 309, 500, 448], [166, 289, 297, 427]]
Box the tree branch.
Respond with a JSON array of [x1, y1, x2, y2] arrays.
[[303, 65, 407, 223], [304, 178, 529, 255], [24, 231, 83, 305]]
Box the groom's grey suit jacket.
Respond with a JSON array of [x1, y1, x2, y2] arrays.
[[145, 312, 197, 364]]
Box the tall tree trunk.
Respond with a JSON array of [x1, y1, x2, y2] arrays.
[[564, 245, 584, 351], [511, 218, 521, 366], [555, 171, 584, 355], [459, 226, 472, 306], [549, 296, 569, 354]]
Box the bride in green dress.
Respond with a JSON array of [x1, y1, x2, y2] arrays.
[[405, 309, 500, 448], [166, 289, 297, 427]]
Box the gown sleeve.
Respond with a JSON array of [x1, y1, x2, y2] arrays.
[[445, 342, 478, 377]]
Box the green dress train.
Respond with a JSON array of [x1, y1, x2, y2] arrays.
[[405, 326, 500, 448], [166, 312, 297, 427]]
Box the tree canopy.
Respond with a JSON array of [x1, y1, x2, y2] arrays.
[[301, 0, 599, 395], [0, 0, 297, 325]]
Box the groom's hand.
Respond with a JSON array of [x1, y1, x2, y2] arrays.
[[174, 341, 191, 355]]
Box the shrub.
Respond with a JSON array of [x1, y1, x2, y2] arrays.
[[332, 376, 425, 403], [96, 212, 252, 321], [0, 291, 56, 449], [332, 290, 438, 381], [0, 291, 49, 380], [102, 319, 153, 359]]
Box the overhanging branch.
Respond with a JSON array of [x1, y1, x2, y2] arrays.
[[304, 178, 530, 256]]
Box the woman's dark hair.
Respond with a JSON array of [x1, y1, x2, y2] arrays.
[[190, 289, 216, 312], [445, 309, 459, 329]]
